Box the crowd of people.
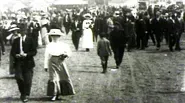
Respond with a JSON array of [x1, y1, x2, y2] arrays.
[[0, 4, 185, 102]]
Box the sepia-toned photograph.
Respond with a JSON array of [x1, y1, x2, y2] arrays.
[[0, 0, 185, 103]]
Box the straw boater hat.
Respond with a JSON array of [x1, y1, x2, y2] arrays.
[[83, 13, 92, 19], [8, 24, 20, 32], [46, 29, 65, 36]]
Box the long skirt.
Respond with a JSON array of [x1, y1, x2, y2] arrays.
[[47, 56, 75, 96], [41, 27, 49, 45], [81, 29, 93, 49]]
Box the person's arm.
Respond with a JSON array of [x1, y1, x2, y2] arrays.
[[107, 41, 112, 56], [44, 45, 49, 70]]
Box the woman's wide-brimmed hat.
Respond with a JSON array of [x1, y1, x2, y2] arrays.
[[8, 24, 20, 32], [83, 13, 92, 19], [46, 29, 65, 36]]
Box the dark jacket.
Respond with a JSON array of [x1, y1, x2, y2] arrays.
[[97, 38, 112, 57], [151, 18, 163, 34], [124, 19, 135, 37], [71, 20, 82, 33], [167, 18, 175, 35], [135, 18, 146, 36], [11, 36, 37, 69], [28, 22, 40, 38], [110, 25, 126, 47]]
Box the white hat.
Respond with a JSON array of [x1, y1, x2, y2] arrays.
[[83, 13, 92, 19], [46, 29, 65, 36], [8, 24, 20, 32]]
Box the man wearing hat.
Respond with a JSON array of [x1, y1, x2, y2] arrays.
[[11, 25, 37, 102], [7, 24, 20, 75], [109, 21, 126, 69], [71, 15, 82, 51], [63, 12, 71, 35], [28, 17, 41, 48]]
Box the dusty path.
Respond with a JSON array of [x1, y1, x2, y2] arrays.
[[0, 33, 185, 103]]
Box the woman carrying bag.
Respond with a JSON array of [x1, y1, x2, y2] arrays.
[[44, 29, 75, 101]]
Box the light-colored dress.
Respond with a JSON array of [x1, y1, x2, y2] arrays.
[[81, 19, 94, 49], [44, 41, 75, 96], [40, 18, 49, 45]]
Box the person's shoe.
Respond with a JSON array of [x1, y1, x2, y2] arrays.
[[127, 49, 131, 52], [101, 70, 107, 73], [23, 98, 28, 102], [20, 95, 28, 102], [156, 47, 160, 50], [51, 96, 57, 101], [56, 95, 62, 100], [175, 48, 181, 51], [86, 48, 90, 52]]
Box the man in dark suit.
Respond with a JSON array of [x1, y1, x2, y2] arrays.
[[144, 12, 156, 47], [71, 16, 82, 51], [11, 27, 37, 102], [28, 18, 40, 48], [167, 13, 176, 51], [0, 23, 5, 61], [135, 13, 146, 50], [151, 11, 163, 50], [110, 22, 126, 69], [63, 12, 71, 35], [124, 13, 136, 52], [175, 12, 184, 51]]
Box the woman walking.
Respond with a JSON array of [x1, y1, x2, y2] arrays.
[[40, 15, 50, 45], [44, 29, 75, 101], [81, 13, 94, 52]]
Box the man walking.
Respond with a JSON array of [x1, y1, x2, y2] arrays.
[[11, 27, 37, 102]]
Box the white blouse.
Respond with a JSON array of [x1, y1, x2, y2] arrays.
[[82, 20, 92, 29], [44, 41, 72, 68]]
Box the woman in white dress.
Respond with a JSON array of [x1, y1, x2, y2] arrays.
[[81, 13, 94, 52], [44, 29, 75, 101], [40, 15, 50, 45]]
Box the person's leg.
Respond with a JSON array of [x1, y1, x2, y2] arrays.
[[100, 56, 106, 73], [127, 37, 132, 52], [23, 69, 33, 97], [76, 32, 81, 51], [169, 35, 173, 51], [105, 56, 109, 71], [15, 64, 26, 101], [175, 33, 181, 50], [150, 31, 156, 45], [118, 47, 125, 68], [145, 32, 149, 47], [72, 32, 76, 50], [136, 34, 140, 49], [16, 79, 24, 97], [155, 33, 161, 50], [141, 35, 145, 50]]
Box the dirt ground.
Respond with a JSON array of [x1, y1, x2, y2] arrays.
[[1, 32, 185, 103]]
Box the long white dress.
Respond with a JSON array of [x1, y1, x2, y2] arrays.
[[40, 18, 50, 45], [81, 19, 94, 49]]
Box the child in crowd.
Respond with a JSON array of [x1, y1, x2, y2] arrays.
[[97, 32, 112, 73]]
